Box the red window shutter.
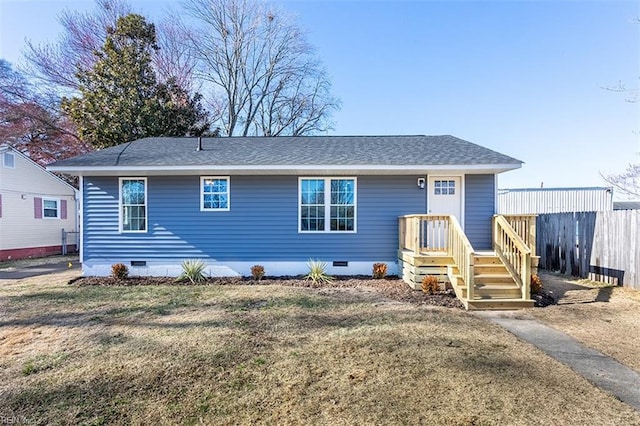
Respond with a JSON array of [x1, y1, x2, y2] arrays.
[[34, 197, 42, 219], [61, 200, 68, 220]]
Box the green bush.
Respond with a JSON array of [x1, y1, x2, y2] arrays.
[[305, 259, 333, 285], [176, 259, 207, 284], [111, 263, 129, 280]]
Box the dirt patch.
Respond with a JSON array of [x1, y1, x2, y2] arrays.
[[73, 275, 465, 309], [530, 272, 640, 372]]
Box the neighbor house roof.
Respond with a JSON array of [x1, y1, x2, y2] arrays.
[[614, 201, 640, 210], [47, 135, 522, 176]]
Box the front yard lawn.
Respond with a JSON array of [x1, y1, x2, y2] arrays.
[[1, 271, 639, 425]]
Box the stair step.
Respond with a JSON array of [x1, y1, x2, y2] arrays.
[[473, 265, 509, 274], [459, 287, 522, 299], [464, 298, 534, 311], [474, 273, 515, 285], [474, 283, 520, 290], [473, 255, 502, 265]]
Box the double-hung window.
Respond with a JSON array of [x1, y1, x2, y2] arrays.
[[120, 178, 147, 232], [299, 177, 356, 232], [3, 152, 15, 168], [201, 177, 230, 211], [43, 198, 59, 218]]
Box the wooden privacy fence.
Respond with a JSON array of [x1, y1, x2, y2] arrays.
[[536, 210, 639, 289]]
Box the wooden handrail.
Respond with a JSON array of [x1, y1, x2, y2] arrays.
[[493, 215, 531, 299], [399, 214, 475, 299], [500, 214, 537, 257], [448, 216, 475, 300]]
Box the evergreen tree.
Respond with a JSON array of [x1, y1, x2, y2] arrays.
[[63, 14, 208, 148]]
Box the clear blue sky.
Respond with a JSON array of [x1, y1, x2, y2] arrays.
[[1, 0, 639, 193]]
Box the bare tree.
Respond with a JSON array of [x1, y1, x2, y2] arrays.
[[602, 164, 640, 199], [604, 17, 639, 103], [605, 79, 639, 103], [23, 0, 197, 95], [154, 18, 200, 94], [183, 0, 339, 136], [601, 17, 639, 197], [23, 0, 133, 93]]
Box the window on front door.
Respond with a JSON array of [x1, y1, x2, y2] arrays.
[[434, 179, 455, 195]]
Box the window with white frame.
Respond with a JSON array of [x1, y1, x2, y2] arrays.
[[3, 152, 15, 168], [201, 177, 230, 211], [120, 178, 147, 232], [300, 178, 356, 232], [43, 198, 59, 218]]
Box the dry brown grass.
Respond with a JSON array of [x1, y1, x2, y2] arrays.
[[530, 272, 640, 372], [1, 271, 639, 425]]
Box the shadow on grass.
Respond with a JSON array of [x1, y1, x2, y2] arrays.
[[0, 287, 404, 331], [0, 311, 553, 426]]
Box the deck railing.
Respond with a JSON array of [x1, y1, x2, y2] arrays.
[[500, 214, 537, 257], [493, 215, 532, 299], [399, 214, 475, 299], [398, 214, 451, 254]]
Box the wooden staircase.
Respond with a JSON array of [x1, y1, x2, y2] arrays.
[[450, 252, 534, 310], [398, 214, 538, 311]]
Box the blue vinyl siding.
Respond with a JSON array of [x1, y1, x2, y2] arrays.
[[464, 174, 496, 250], [83, 175, 425, 262]]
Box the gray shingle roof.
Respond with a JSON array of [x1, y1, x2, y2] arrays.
[[49, 135, 521, 170]]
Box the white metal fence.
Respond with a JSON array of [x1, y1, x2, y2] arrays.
[[498, 187, 613, 214]]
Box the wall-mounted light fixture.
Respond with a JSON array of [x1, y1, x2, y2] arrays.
[[417, 178, 425, 189], [21, 194, 27, 200]]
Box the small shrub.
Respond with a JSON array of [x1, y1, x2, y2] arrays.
[[305, 259, 333, 284], [421, 275, 440, 295], [372, 263, 388, 279], [531, 274, 543, 294], [177, 259, 207, 284], [251, 264, 265, 281], [111, 263, 128, 280]]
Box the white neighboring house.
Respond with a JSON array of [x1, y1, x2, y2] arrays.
[[0, 144, 78, 261]]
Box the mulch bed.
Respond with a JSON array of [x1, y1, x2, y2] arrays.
[[531, 290, 556, 308], [72, 275, 557, 309], [70, 275, 465, 309]]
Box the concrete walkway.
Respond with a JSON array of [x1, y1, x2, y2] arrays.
[[0, 261, 80, 280], [479, 313, 640, 412]]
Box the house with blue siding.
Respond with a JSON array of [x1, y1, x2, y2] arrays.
[[49, 135, 537, 309]]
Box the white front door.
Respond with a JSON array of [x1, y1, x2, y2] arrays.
[[428, 176, 462, 224]]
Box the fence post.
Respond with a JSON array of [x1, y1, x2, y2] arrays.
[[61, 228, 67, 255], [528, 215, 537, 257]]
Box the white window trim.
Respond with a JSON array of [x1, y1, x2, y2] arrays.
[[42, 197, 60, 219], [298, 177, 357, 234], [3, 152, 15, 168], [200, 176, 230, 212], [119, 177, 148, 233]]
